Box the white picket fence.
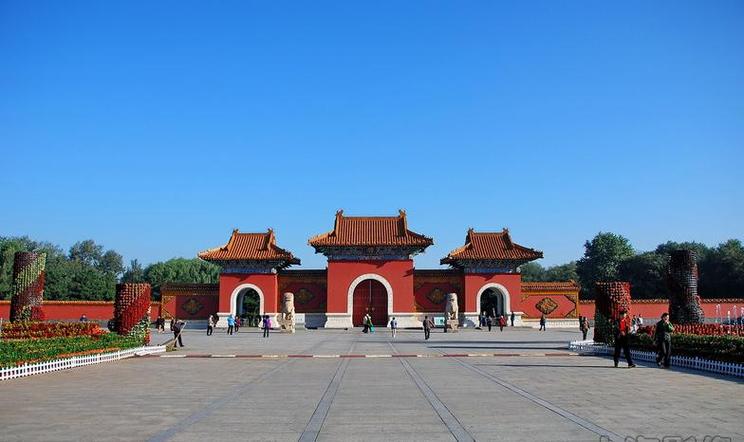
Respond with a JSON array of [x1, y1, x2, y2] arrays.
[[568, 340, 744, 378], [1, 345, 166, 381]]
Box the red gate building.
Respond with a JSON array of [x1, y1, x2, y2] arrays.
[[198, 210, 580, 328]]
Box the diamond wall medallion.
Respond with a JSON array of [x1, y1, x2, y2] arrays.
[[535, 297, 559, 315]]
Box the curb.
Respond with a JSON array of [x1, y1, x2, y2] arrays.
[[146, 352, 578, 359]]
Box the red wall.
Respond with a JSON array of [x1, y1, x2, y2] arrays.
[[580, 300, 744, 320], [278, 275, 327, 313], [161, 295, 219, 320], [519, 294, 578, 319], [218, 273, 279, 313], [463, 273, 521, 313], [0, 301, 160, 322], [326, 260, 414, 313], [413, 271, 463, 313]]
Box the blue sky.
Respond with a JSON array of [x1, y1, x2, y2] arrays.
[[1, 1, 742, 269]]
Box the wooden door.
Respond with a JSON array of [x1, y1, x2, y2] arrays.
[[352, 279, 389, 326]]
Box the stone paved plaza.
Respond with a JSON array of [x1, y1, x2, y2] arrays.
[[1, 327, 742, 442]]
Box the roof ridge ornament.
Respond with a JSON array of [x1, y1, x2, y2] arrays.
[[398, 209, 407, 236], [265, 228, 275, 250]]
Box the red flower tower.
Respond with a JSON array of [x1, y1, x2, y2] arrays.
[[10, 251, 47, 322], [114, 283, 152, 342], [593, 281, 631, 343]]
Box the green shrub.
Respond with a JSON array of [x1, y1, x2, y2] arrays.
[[628, 333, 744, 364], [0, 333, 143, 368]]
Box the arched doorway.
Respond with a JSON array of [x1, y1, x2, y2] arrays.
[[352, 279, 388, 326], [236, 288, 260, 327], [480, 288, 506, 318]]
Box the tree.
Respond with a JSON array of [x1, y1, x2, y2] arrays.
[[121, 259, 146, 283], [618, 252, 669, 299], [699, 239, 744, 298], [144, 258, 220, 298], [69, 240, 104, 266], [98, 250, 124, 276], [519, 262, 546, 281], [576, 232, 635, 299], [520, 261, 578, 283], [545, 262, 578, 282]]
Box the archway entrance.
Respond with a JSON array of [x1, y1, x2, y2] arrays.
[[236, 288, 260, 327], [352, 279, 388, 326], [480, 288, 505, 318]]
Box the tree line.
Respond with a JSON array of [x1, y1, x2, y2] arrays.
[[521, 232, 744, 300], [0, 236, 218, 301], [1, 233, 743, 301]]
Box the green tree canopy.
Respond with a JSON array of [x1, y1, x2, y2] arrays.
[[121, 259, 146, 283], [618, 252, 669, 299], [520, 261, 578, 283], [144, 258, 220, 298], [576, 232, 635, 299]]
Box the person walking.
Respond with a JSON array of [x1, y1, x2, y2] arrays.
[[486, 315, 493, 332], [479, 312, 486, 328], [423, 315, 433, 340], [172, 319, 185, 348], [390, 316, 398, 338], [206, 315, 214, 336], [654, 313, 674, 368], [498, 315, 506, 332], [156, 316, 165, 333], [614, 310, 636, 368], [262, 314, 271, 338], [580, 316, 590, 340], [234, 315, 241, 333], [226, 314, 235, 335], [362, 313, 370, 333], [510, 311, 515, 327], [539, 314, 547, 331], [637, 314, 644, 329]]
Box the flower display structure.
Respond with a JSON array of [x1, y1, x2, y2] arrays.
[[667, 249, 704, 324], [9, 252, 46, 322], [593, 281, 631, 343], [1, 321, 104, 340], [113, 283, 152, 343]]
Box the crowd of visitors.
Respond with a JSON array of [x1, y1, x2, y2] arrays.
[[161, 309, 675, 370]]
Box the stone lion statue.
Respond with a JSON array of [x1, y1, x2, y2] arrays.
[[445, 293, 458, 320], [281, 292, 295, 333]]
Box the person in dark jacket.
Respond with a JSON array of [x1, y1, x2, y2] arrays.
[[613, 311, 635, 368], [655, 313, 674, 368], [486, 315, 493, 332], [262, 315, 271, 338], [172, 319, 185, 348], [510, 312, 515, 327], [580, 316, 590, 340], [539, 314, 547, 331], [423, 316, 433, 340]]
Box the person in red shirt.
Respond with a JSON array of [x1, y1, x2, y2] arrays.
[[614, 310, 636, 368]]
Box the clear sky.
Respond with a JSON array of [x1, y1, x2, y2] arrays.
[[1, 1, 742, 270]]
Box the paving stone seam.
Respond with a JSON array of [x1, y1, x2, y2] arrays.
[[298, 341, 356, 442], [146, 337, 334, 442], [443, 351, 626, 442], [389, 342, 475, 442]]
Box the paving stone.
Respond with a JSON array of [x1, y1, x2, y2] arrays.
[[1, 328, 742, 441]]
